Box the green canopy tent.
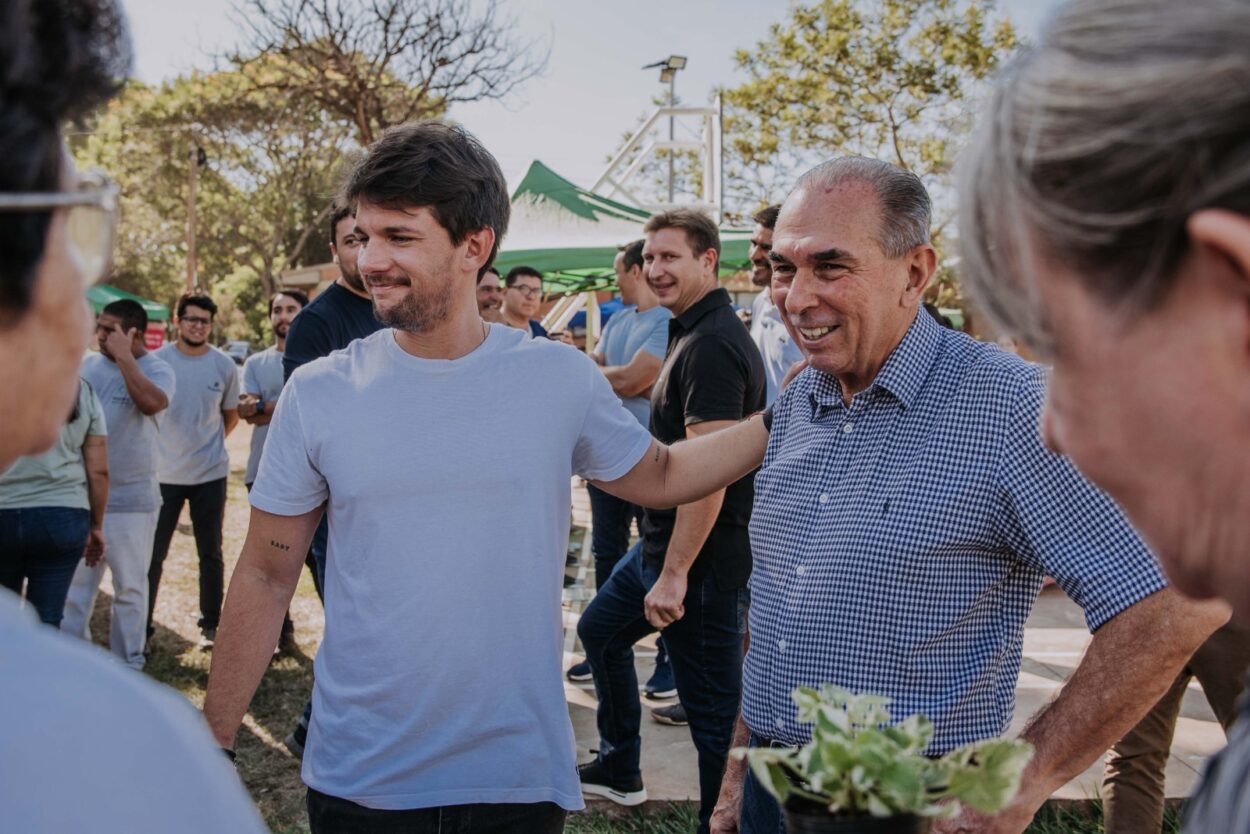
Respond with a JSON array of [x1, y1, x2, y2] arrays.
[[494, 161, 751, 295], [86, 284, 171, 349], [86, 284, 170, 322]]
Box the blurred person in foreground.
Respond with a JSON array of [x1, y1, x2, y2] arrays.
[[958, 1, 1250, 830], [0, 0, 265, 830], [0, 377, 108, 627]]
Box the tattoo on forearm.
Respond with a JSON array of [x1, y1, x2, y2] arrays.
[[269, 540, 290, 551]]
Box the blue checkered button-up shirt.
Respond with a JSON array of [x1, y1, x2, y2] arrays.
[[744, 309, 1167, 754]]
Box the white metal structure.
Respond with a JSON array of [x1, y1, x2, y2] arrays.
[[590, 95, 724, 224]]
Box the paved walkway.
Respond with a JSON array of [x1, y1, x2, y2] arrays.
[[560, 479, 1225, 808]]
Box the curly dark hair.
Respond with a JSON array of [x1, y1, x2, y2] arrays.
[[0, 0, 132, 321]]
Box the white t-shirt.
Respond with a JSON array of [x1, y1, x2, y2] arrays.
[[250, 325, 652, 811], [0, 590, 267, 833]]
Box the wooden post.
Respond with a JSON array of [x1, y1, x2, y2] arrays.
[[185, 132, 198, 291]]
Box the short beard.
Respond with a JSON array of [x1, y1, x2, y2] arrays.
[[375, 286, 453, 333], [181, 335, 206, 347], [341, 266, 366, 294], [275, 323, 290, 338], [750, 264, 772, 288]]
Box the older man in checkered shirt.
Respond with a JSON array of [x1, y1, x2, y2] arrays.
[[708, 158, 1228, 834]]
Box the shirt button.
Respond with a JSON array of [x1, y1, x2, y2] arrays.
[[818, 493, 830, 504], [842, 423, 854, 434], [775, 717, 786, 731], [795, 565, 807, 575], [778, 639, 787, 652]]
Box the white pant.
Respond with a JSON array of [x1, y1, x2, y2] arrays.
[[62, 509, 159, 669]]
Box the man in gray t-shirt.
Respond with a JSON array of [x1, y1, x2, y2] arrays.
[[241, 291, 307, 488], [241, 290, 307, 651], [148, 292, 240, 648], [63, 299, 175, 669]]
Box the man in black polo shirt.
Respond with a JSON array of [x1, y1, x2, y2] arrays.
[[578, 209, 765, 833]]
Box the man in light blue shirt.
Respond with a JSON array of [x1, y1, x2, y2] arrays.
[[747, 205, 804, 406], [567, 240, 673, 693]]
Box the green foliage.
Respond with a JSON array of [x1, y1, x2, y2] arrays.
[[71, 56, 354, 335], [742, 685, 1032, 819], [719, 0, 1019, 292]]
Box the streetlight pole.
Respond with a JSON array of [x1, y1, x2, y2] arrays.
[[643, 55, 687, 206], [668, 72, 675, 204]]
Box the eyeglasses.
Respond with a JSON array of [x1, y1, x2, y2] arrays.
[[0, 170, 119, 289], [510, 285, 543, 299], [180, 316, 212, 327]]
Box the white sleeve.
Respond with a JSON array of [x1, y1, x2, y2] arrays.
[[248, 380, 328, 515], [573, 358, 654, 482]]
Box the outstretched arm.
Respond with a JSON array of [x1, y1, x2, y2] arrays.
[[934, 589, 1228, 833], [204, 505, 322, 750], [594, 413, 768, 509]]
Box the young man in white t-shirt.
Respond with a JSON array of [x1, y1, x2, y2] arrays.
[[203, 121, 770, 834]]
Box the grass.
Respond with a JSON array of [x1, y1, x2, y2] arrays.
[[82, 427, 1185, 833]]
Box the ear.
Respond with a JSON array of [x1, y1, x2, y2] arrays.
[[330, 243, 340, 266], [899, 245, 937, 306], [702, 247, 719, 275], [1188, 210, 1250, 296], [462, 227, 497, 277]]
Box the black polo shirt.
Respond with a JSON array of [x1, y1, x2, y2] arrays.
[[641, 287, 766, 590]]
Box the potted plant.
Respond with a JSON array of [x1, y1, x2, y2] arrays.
[[740, 685, 1033, 833]]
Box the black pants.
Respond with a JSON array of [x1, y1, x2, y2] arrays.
[[306, 789, 566, 834], [148, 478, 227, 634]]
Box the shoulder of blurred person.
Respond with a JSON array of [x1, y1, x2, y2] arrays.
[[0, 589, 267, 833]]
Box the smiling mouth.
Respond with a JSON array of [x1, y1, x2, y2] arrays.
[[797, 325, 837, 340]]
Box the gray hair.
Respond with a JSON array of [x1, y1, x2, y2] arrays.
[[794, 157, 931, 259], [959, 0, 1250, 350]]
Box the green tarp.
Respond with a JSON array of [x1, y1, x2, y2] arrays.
[[86, 284, 170, 321], [494, 161, 750, 293]]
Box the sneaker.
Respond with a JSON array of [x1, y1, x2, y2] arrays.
[[284, 722, 307, 759], [566, 660, 593, 682], [197, 627, 216, 650], [563, 574, 576, 588], [566, 553, 579, 567], [578, 758, 647, 806], [650, 703, 688, 726], [643, 662, 677, 700]]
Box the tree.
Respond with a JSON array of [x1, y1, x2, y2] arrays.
[[721, 0, 1018, 289], [230, 0, 549, 146], [72, 57, 354, 339]]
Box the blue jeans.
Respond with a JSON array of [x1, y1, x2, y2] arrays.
[[0, 506, 90, 627], [578, 542, 747, 833], [586, 483, 643, 591], [740, 734, 784, 833]]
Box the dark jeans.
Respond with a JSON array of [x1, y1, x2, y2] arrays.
[[740, 735, 783, 834], [578, 542, 747, 833], [586, 482, 643, 592], [0, 506, 89, 627], [149, 478, 227, 633], [306, 789, 566, 834]]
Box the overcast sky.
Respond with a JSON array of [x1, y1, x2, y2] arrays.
[[120, 0, 1061, 192]]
